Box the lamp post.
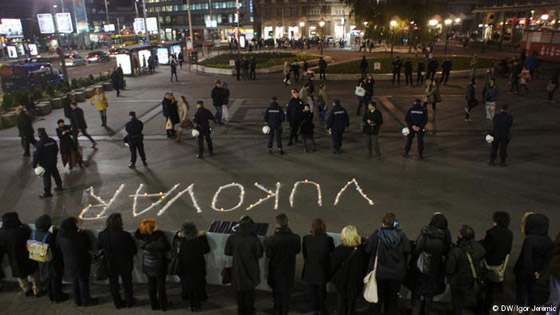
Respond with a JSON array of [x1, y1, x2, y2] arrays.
[[428, 19, 438, 51], [390, 19, 397, 57], [299, 21, 305, 39], [444, 18, 452, 55], [319, 18, 325, 56]]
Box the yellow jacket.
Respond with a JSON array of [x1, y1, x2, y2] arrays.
[[90, 92, 108, 111]]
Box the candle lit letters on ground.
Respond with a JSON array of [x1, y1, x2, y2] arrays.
[[79, 178, 374, 220]]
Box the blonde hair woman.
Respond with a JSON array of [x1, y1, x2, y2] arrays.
[[175, 96, 192, 142], [331, 225, 367, 314], [89, 88, 109, 127]]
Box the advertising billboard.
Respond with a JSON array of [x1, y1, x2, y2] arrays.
[[0, 19, 23, 36], [134, 18, 145, 34], [104, 24, 116, 32], [56, 13, 74, 33], [157, 47, 169, 65], [146, 17, 158, 33], [37, 14, 56, 34], [72, 0, 89, 33]]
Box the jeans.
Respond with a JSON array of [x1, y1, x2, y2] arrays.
[[72, 128, 96, 145], [171, 71, 178, 81], [42, 165, 63, 194], [440, 70, 450, 84], [411, 292, 434, 315], [516, 274, 537, 307], [485, 101, 496, 120], [109, 272, 134, 308], [302, 135, 316, 151], [21, 136, 36, 156], [357, 96, 367, 115], [319, 70, 326, 81], [479, 281, 504, 315], [236, 289, 256, 315], [99, 109, 107, 126], [405, 72, 413, 85], [465, 100, 479, 120], [214, 105, 223, 124], [392, 71, 400, 85], [288, 121, 300, 144], [71, 273, 90, 306], [366, 134, 381, 156], [417, 73, 424, 86], [268, 128, 282, 150], [147, 274, 168, 310], [372, 279, 401, 315], [129, 140, 146, 165], [490, 135, 509, 163], [308, 284, 327, 314]]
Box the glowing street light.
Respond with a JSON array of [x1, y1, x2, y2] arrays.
[[455, 18, 461, 24], [429, 19, 438, 27], [390, 20, 398, 27], [389, 20, 397, 56], [319, 18, 325, 55], [444, 19, 452, 26], [319, 20, 325, 28], [542, 14, 550, 21], [299, 21, 305, 27]]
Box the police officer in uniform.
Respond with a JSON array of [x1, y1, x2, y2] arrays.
[[125, 111, 147, 169], [15, 106, 36, 157], [33, 128, 63, 199], [326, 99, 349, 154], [488, 105, 513, 167], [264, 97, 285, 154], [193, 101, 215, 159], [286, 89, 304, 146], [404, 99, 428, 159]]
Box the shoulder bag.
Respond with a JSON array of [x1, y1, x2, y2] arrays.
[[363, 240, 379, 303]]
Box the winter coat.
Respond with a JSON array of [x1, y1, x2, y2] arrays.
[[359, 58, 369, 71], [480, 226, 513, 266], [134, 230, 170, 277], [550, 234, 560, 279], [514, 214, 554, 278], [446, 239, 486, 289], [56, 220, 91, 278], [300, 111, 314, 136], [162, 97, 180, 125], [178, 99, 189, 122], [483, 85, 499, 102], [493, 112, 513, 138], [266, 227, 301, 292], [33, 214, 64, 280], [366, 228, 411, 281], [224, 225, 264, 291], [16, 112, 34, 138], [465, 84, 476, 104], [364, 79, 375, 96], [326, 104, 349, 131], [179, 234, 211, 289], [331, 244, 368, 298], [193, 107, 215, 131], [362, 109, 383, 135], [32, 136, 58, 169], [286, 97, 304, 122], [0, 215, 37, 278], [211, 86, 227, 107], [57, 125, 76, 155], [264, 102, 285, 129], [405, 104, 428, 129], [302, 233, 334, 285], [89, 92, 108, 111], [408, 214, 451, 296], [71, 107, 88, 130], [97, 228, 137, 275]]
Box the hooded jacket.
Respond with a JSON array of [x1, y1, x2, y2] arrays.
[[514, 214, 554, 277], [56, 217, 91, 278], [224, 223, 264, 291], [366, 227, 411, 281], [0, 213, 37, 278], [446, 238, 486, 289], [266, 226, 301, 292], [34, 215, 64, 279], [550, 233, 560, 279]]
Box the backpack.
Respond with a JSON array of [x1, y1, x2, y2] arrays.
[[26, 230, 52, 262]]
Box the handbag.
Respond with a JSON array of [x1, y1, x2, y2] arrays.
[[27, 230, 52, 262], [221, 267, 232, 285], [222, 105, 230, 121], [481, 254, 509, 283], [355, 86, 366, 97], [166, 118, 173, 130], [363, 240, 379, 303], [91, 250, 109, 281], [168, 245, 182, 276]]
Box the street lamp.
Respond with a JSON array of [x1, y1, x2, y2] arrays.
[[319, 18, 325, 56], [299, 21, 305, 39], [444, 19, 452, 55], [428, 19, 438, 50], [389, 19, 397, 57]]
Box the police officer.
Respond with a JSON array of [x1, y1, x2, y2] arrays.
[[404, 58, 413, 86], [125, 111, 147, 169], [193, 101, 215, 159], [326, 99, 349, 154], [392, 56, 403, 85], [15, 106, 36, 157], [33, 128, 63, 199], [286, 89, 304, 146], [488, 105, 513, 167], [404, 99, 428, 159], [264, 96, 285, 154], [440, 58, 452, 85]]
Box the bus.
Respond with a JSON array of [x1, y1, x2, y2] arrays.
[[521, 28, 560, 62], [110, 34, 161, 48]]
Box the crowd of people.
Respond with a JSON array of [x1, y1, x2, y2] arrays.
[[0, 211, 558, 315]]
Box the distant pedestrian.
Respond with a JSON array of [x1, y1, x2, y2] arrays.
[[70, 102, 97, 148], [89, 88, 108, 127], [211, 80, 227, 124], [318, 84, 329, 121], [193, 101, 215, 159], [545, 232, 560, 312], [300, 105, 316, 152], [162, 92, 180, 138], [527, 52, 539, 78], [56, 119, 83, 170], [283, 61, 292, 85], [424, 80, 441, 111], [519, 66, 531, 95], [62, 93, 73, 122], [547, 68, 560, 101], [331, 225, 368, 315], [356, 78, 367, 116], [111, 68, 121, 96], [417, 60, 426, 86], [117, 65, 124, 89], [242, 57, 249, 80], [134, 218, 171, 311], [440, 58, 452, 85], [290, 59, 300, 82], [125, 111, 147, 168], [170, 58, 179, 81], [359, 55, 369, 79], [483, 78, 499, 120], [392, 56, 402, 85], [264, 96, 285, 154], [469, 55, 478, 80], [464, 79, 478, 121], [362, 101, 383, 159], [488, 105, 513, 167], [33, 128, 63, 198], [15, 106, 36, 157], [427, 56, 439, 81], [249, 56, 257, 80], [235, 57, 241, 81], [303, 60, 309, 74], [178, 51, 184, 69], [302, 219, 334, 315], [404, 58, 413, 85], [364, 74, 375, 105], [175, 96, 191, 142], [266, 214, 301, 315], [286, 88, 305, 146], [319, 57, 327, 81], [97, 213, 137, 309], [403, 99, 428, 159], [224, 216, 264, 315], [326, 99, 349, 155], [510, 60, 522, 95]]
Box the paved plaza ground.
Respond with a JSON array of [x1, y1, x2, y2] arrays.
[[0, 56, 559, 314]]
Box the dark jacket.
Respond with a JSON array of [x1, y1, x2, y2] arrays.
[[224, 224, 264, 291], [71, 107, 87, 130], [162, 97, 180, 125], [442, 60, 452, 72], [33, 215, 64, 280], [480, 226, 513, 266], [326, 104, 349, 131], [364, 79, 375, 96], [17, 112, 34, 138], [250, 59, 257, 70], [492, 112, 513, 138], [331, 244, 368, 298], [56, 218, 91, 278], [319, 59, 327, 71], [483, 85, 499, 102], [428, 59, 439, 72], [359, 58, 369, 71], [286, 97, 304, 122], [300, 111, 314, 136], [134, 230, 170, 277], [125, 118, 144, 142], [514, 214, 554, 278], [33, 135, 58, 168], [266, 227, 301, 292], [418, 61, 426, 74], [0, 214, 37, 278], [97, 228, 137, 275], [408, 214, 451, 296], [179, 234, 211, 289], [193, 107, 215, 131], [392, 59, 402, 73], [366, 228, 411, 281], [302, 233, 334, 285], [303, 60, 309, 72], [211, 86, 227, 107], [56, 125, 76, 155], [62, 96, 73, 118], [466, 83, 476, 104], [405, 104, 428, 129], [404, 60, 413, 74], [362, 109, 383, 135], [111, 71, 119, 85], [550, 233, 560, 279], [446, 238, 486, 289], [264, 102, 285, 129]]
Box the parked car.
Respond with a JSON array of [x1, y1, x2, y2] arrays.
[[108, 48, 126, 57], [86, 51, 110, 63], [64, 54, 86, 67], [24, 56, 54, 64]]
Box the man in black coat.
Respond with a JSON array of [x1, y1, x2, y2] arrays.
[[15, 106, 36, 157], [362, 101, 384, 159], [359, 55, 369, 79], [404, 58, 413, 85], [266, 214, 301, 315], [97, 213, 137, 309], [479, 211, 513, 315], [224, 216, 264, 315], [33, 128, 63, 199], [211, 80, 227, 125], [162, 92, 180, 138], [111, 68, 120, 96], [234, 57, 241, 80], [427, 57, 439, 81], [511, 60, 522, 94], [488, 105, 513, 167], [464, 79, 477, 121], [170, 58, 178, 82], [326, 99, 350, 154], [290, 59, 300, 82], [417, 60, 426, 86], [117, 65, 124, 89], [193, 101, 215, 158], [264, 97, 285, 154], [286, 89, 305, 146], [319, 57, 327, 81], [392, 56, 403, 85], [249, 56, 257, 80], [70, 102, 97, 148], [440, 59, 452, 85], [446, 225, 486, 315], [125, 111, 147, 168], [404, 99, 428, 159]]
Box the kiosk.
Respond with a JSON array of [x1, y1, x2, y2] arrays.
[[156, 41, 183, 65], [115, 44, 154, 76]]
